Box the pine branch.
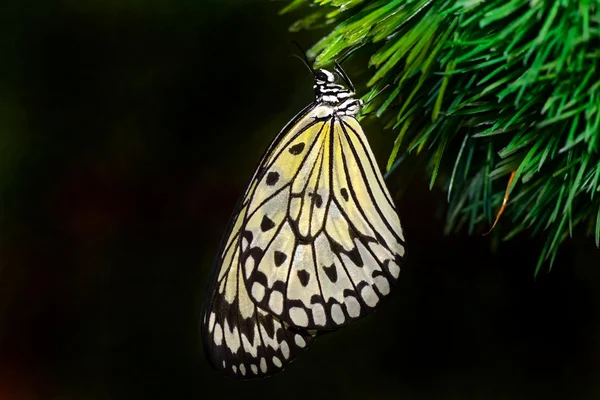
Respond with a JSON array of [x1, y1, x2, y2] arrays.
[[282, 0, 600, 274]]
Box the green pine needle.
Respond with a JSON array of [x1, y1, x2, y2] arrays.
[[283, 0, 600, 275]]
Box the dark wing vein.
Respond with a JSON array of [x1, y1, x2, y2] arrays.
[[338, 120, 404, 245]]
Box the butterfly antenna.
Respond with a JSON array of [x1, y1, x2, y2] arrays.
[[334, 61, 355, 93], [291, 41, 315, 75], [334, 39, 369, 91]]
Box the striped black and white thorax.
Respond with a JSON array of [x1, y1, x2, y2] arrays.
[[313, 68, 363, 116]]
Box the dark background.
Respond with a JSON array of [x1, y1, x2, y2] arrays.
[[2, 1, 600, 399]]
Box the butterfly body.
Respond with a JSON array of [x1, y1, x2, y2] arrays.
[[201, 65, 405, 379]]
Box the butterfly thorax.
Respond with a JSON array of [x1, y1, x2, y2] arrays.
[[313, 68, 363, 116]]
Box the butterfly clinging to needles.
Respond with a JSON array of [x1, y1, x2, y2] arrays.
[[201, 49, 406, 379]]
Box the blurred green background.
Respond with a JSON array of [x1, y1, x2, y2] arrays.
[[2, 1, 600, 399]]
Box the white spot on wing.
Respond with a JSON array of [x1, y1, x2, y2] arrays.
[[280, 341, 290, 359], [272, 356, 282, 368], [268, 291, 284, 315], [208, 312, 215, 332], [360, 286, 379, 308], [289, 307, 309, 327], [239, 364, 246, 376], [374, 276, 390, 295], [388, 261, 400, 279], [251, 364, 258, 375], [331, 303, 345, 324], [260, 357, 268, 373], [244, 257, 255, 280], [345, 296, 361, 318], [251, 282, 265, 302], [294, 334, 306, 348], [312, 303, 327, 326]]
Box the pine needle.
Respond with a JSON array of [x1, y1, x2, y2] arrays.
[[282, 0, 600, 274]]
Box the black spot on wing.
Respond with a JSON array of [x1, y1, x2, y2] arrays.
[[355, 281, 370, 297], [261, 314, 276, 338], [289, 142, 306, 155], [260, 216, 276, 232], [297, 270, 310, 287], [340, 188, 349, 202], [242, 230, 254, 244], [276, 328, 287, 342], [323, 264, 338, 283], [271, 280, 286, 293], [250, 270, 268, 286], [248, 247, 264, 263], [347, 247, 363, 267], [310, 294, 321, 304], [372, 269, 385, 278], [274, 251, 287, 267], [330, 239, 363, 267], [309, 192, 323, 208], [266, 171, 280, 186]]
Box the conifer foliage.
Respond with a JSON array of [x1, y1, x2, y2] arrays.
[[282, 0, 600, 273]]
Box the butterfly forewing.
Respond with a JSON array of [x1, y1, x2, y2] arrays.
[[242, 115, 405, 330]]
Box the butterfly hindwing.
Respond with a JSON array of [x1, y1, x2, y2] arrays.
[[201, 105, 318, 379]]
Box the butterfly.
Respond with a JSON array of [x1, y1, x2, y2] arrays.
[[201, 59, 406, 379]]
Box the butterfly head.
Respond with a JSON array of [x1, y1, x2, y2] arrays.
[[315, 69, 336, 84], [313, 67, 363, 116]]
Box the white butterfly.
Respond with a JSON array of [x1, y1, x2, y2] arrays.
[[201, 62, 405, 379]]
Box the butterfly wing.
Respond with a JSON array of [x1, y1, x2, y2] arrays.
[[201, 200, 315, 379], [242, 114, 406, 330], [201, 104, 319, 379]]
